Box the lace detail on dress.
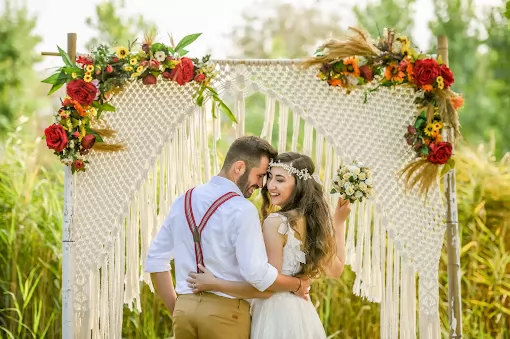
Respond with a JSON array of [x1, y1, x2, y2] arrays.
[[267, 213, 306, 276]]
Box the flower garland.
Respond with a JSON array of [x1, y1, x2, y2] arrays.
[[42, 33, 234, 173], [302, 27, 464, 197]]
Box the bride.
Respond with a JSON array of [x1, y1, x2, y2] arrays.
[[187, 152, 351, 339]]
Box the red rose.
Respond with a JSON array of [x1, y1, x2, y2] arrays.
[[359, 65, 373, 81], [81, 134, 96, 150], [170, 57, 195, 85], [72, 160, 85, 171], [142, 74, 157, 85], [194, 73, 206, 82], [106, 65, 113, 73], [44, 124, 68, 153], [413, 58, 440, 87], [439, 64, 454, 88], [67, 79, 97, 106], [427, 142, 452, 164]]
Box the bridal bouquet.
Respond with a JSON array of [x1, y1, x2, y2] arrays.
[[331, 161, 373, 203]]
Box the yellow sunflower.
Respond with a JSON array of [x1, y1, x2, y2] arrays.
[[130, 58, 138, 65], [424, 123, 435, 136], [83, 73, 93, 82], [86, 64, 95, 73], [115, 46, 129, 59], [131, 72, 140, 78], [436, 76, 444, 89], [136, 65, 144, 73], [123, 65, 133, 72], [433, 122, 443, 131]]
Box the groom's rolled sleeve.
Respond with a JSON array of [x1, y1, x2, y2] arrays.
[[144, 200, 179, 273], [233, 203, 278, 292]]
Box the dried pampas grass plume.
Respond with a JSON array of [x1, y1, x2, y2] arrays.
[[300, 27, 381, 69]]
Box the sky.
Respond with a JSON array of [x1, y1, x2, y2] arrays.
[[9, 0, 503, 74]]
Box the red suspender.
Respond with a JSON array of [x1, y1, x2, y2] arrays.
[[184, 188, 239, 272]]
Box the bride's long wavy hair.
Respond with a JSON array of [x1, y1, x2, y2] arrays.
[[261, 152, 335, 278]]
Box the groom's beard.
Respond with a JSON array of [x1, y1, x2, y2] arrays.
[[237, 170, 258, 198]]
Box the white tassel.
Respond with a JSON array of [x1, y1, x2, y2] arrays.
[[379, 226, 387, 339], [234, 92, 245, 138], [261, 95, 276, 143], [291, 111, 300, 152], [392, 249, 400, 339], [303, 121, 313, 155], [384, 238, 394, 339], [371, 209, 382, 303], [352, 200, 366, 295], [323, 144, 333, 199], [344, 200, 357, 266], [315, 133, 324, 175], [212, 102, 220, 174], [201, 106, 211, 181], [360, 200, 373, 300], [278, 103, 289, 153]]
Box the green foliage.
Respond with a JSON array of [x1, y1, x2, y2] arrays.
[[0, 119, 63, 338], [0, 2, 42, 135], [353, 0, 417, 38], [85, 0, 157, 50]]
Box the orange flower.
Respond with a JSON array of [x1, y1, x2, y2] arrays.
[[424, 138, 431, 146], [406, 60, 414, 82], [450, 95, 464, 110], [342, 57, 360, 77], [63, 97, 87, 117], [435, 134, 443, 143], [422, 84, 434, 92], [328, 78, 343, 87], [385, 62, 405, 82]]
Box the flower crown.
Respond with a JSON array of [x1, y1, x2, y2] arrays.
[[269, 159, 312, 180]]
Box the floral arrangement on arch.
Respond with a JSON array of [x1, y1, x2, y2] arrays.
[[42, 32, 234, 173], [302, 27, 464, 196]]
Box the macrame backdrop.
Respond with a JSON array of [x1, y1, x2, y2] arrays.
[[69, 61, 446, 338]]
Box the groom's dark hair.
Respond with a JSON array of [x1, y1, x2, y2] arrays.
[[222, 136, 277, 171]]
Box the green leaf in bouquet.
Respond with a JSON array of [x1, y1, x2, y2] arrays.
[[330, 188, 337, 194], [58, 46, 75, 67], [41, 72, 61, 85], [440, 158, 455, 177], [179, 49, 189, 57], [88, 129, 104, 143], [175, 33, 202, 54], [219, 101, 237, 123]]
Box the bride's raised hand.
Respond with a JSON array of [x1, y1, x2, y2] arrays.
[[334, 197, 351, 224], [187, 264, 218, 293]]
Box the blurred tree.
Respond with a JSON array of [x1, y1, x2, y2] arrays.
[[0, 0, 42, 136], [429, 0, 509, 155], [353, 0, 417, 38], [483, 5, 510, 154], [85, 0, 156, 50], [228, 1, 345, 58]]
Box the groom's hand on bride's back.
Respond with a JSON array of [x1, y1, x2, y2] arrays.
[[293, 276, 311, 300]]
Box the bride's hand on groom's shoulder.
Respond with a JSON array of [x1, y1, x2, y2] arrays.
[[187, 264, 217, 293]]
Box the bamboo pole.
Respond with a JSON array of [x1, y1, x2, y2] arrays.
[[438, 35, 463, 339], [62, 33, 77, 339]]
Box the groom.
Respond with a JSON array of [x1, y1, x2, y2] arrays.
[[145, 136, 310, 339]]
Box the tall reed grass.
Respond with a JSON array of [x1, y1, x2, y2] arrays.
[[0, 122, 507, 338]]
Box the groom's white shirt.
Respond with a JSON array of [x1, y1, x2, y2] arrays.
[[145, 175, 278, 298]]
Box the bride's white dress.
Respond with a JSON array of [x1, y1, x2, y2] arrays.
[[250, 213, 327, 339]]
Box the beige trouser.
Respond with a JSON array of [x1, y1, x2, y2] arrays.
[[173, 292, 250, 339]]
